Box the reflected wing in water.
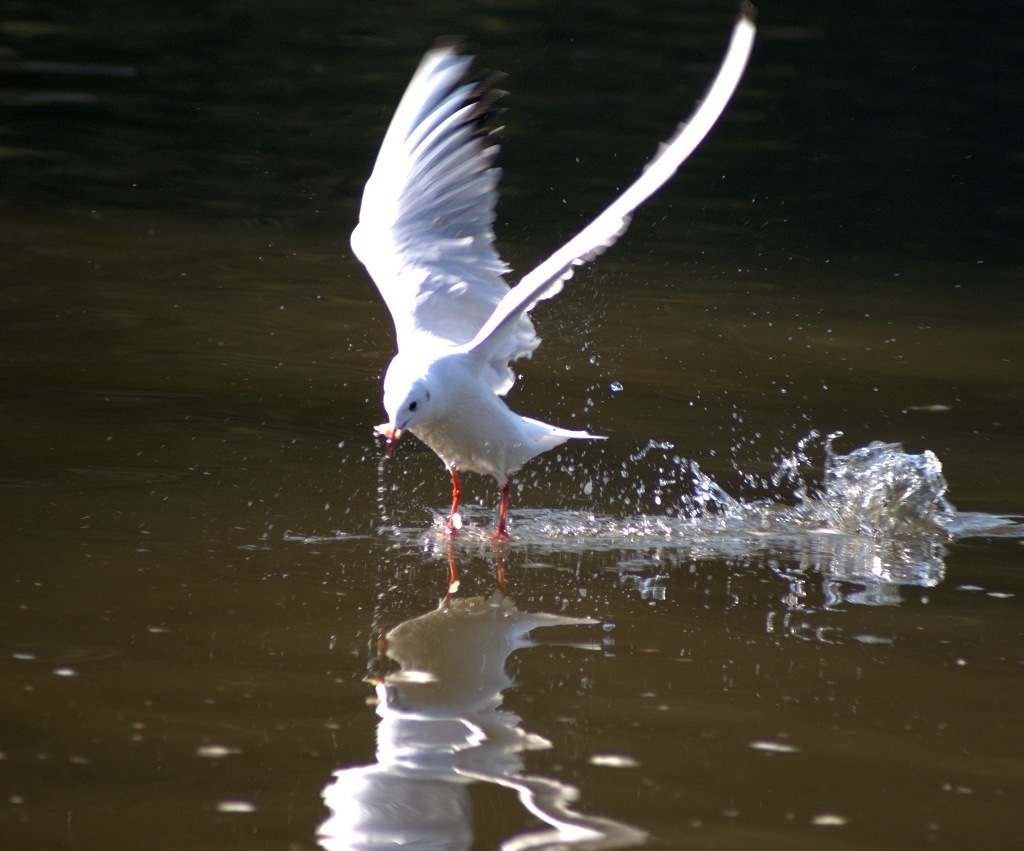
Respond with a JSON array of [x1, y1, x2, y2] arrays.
[[319, 592, 644, 850]]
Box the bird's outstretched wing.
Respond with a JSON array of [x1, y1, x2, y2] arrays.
[[352, 43, 538, 393], [461, 4, 756, 368]]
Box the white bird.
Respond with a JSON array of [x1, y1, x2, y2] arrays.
[[354, 6, 756, 539]]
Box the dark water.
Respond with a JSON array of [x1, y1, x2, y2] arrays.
[[2, 1, 1023, 848]]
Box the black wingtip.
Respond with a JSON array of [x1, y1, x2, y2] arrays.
[[739, 1, 758, 25]]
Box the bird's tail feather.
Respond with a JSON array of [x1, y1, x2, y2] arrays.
[[520, 416, 606, 451]]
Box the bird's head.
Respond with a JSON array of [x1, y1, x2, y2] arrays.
[[377, 356, 435, 456]]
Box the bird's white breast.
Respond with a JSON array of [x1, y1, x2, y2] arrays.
[[409, 355, 540, 483]]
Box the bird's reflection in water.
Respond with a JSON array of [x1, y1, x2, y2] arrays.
[[318, 554, 646, 850]]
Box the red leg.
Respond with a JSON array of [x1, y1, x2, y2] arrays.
[[445, 468, 462, 535], [494, 479, 511, 541], [495, 546, 507, 595], [446, 538, 460, 596]]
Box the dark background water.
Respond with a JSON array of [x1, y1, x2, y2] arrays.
[[2, 1, 1023, 849]]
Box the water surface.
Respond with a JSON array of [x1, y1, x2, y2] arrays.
[[2, 0, 1022, 848]]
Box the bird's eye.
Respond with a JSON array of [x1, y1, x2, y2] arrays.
[[409, 401, 418, 411]]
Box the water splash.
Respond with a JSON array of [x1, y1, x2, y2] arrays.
[[313, 431, 1023, 609], [367, 434, 1024, 606], [382, 435, 947, 545], [383, 433, 1024, 551], [793, 438, 955, 537]]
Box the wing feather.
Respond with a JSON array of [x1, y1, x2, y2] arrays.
[[352, 45, 536, 385], [461, 7, 756, 369]]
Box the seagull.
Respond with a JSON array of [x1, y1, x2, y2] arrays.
[[353, 5, 756, 539]]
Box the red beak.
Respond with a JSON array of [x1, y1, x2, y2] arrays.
[[374, 423, 403, 458]]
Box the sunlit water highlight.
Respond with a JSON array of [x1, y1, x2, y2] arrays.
[[364, 434, 1016, 538], [306, 434, 1023, 607]]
